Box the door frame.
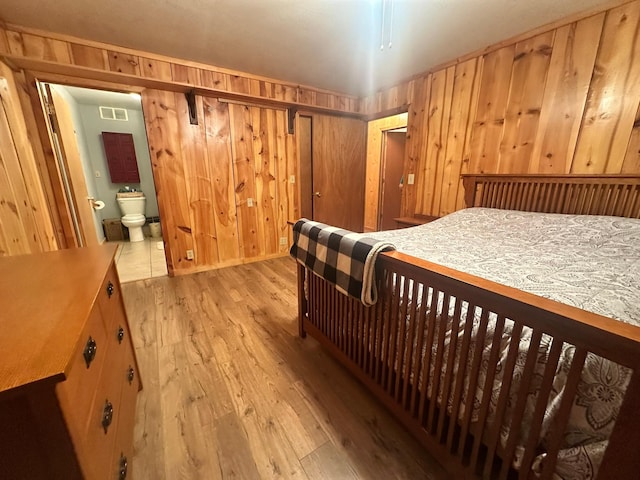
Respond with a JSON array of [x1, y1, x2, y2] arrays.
[[20, 71, 147, 249], [377, 129, 406, 230], [363, 112, 408, 232], [297, 113, 313, 220], [41, 82, 99, 247], [297, 111, 367, 231]]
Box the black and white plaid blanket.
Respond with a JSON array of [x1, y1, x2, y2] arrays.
[[290, 219, 395, 306]]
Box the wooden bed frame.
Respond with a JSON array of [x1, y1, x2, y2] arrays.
[[296, 174, 640, 479]]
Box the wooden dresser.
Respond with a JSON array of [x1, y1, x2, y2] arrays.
[[0, 245, 141, 479]]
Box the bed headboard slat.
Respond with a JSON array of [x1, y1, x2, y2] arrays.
[[461, 174, 640, 218]]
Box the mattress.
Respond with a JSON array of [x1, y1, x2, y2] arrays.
[[369, 208, 640, 479]]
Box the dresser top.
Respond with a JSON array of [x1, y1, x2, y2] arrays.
[[0, 245, 118, 395]]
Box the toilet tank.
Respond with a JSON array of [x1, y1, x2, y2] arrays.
[[116, 192, 146, 216]]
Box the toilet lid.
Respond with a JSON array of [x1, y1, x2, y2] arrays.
[[122, 214, 146, 222]]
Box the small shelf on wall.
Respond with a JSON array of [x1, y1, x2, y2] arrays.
[[102, 132, 140, 183]]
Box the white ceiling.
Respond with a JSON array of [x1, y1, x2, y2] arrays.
[[60, 85, 143, 110], [0, 0, 619, 96]]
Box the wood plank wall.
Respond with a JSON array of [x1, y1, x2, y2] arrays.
[[0, 63, 56, 256], [2, 1, 639, 266], [0, 23, 354, 271], [142, 90, 297, 274], [362, 0, 640, 218], [0, 25, 360, 114]]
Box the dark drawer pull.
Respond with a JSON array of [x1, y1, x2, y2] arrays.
[[83, 336, 97, 368], [118, 453, 128, 480], [117, 326, 125, 343], [127, 366, 135, 384], [106, 281, 114, 298], [101, 400, 114, 434]]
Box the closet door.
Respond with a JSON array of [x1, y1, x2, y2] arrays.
[[308, 114, 366, 232], [142, 89, 296, 273], [48, 86, 99, 246]]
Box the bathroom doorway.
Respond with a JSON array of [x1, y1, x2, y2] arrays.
[[37, 82, 167, 282]]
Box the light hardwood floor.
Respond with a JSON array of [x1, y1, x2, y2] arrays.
[[122, 256, 446, 479]]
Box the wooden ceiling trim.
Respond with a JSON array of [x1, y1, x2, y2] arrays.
[[3, 52, 365, 118], [0, 23, 361, 111]]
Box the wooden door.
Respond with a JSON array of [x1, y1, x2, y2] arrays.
[[48, 87, 99, 246], [310, 114, 366, 232], [379, 132, 406, 230], [0, 76, 57, 256]]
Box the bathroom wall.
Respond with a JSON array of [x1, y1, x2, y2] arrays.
[[50, 85, 106, 243], [75, 101, 159, 221]]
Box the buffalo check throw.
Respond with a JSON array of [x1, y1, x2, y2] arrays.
[[290, 219, 395, 306]]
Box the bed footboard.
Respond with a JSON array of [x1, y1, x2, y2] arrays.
[[297, 252, 640, 479]]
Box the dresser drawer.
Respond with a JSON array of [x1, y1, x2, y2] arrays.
[[98, 265, 123, 332], [110, 339, 140, 480], [79, 333, 126, 479], [56, 305, 109, 435]]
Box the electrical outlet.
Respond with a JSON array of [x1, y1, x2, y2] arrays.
[[289, 175, 295, 184], [279, 237, 288, 246], [186, 249, 194, 260], [407, 173, 415, 185], [247, 198, 254, 207]]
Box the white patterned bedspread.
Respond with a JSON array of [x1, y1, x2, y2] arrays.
[[369, 208, 640, 479]]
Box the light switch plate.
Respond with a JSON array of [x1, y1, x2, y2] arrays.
[[289, 175, 295, 184], [407, 173, 415, 185], [247, 198, 254, 207]]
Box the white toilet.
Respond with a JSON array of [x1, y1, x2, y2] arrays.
[[116, 192, 146, 242]]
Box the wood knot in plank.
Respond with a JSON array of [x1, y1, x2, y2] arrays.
[[538, 45, 553, 56], [270, 459, 281, 476], [2, 200, 17, 215]]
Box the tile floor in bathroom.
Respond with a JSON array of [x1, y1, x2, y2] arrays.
[[111, 236, 168, 283]]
